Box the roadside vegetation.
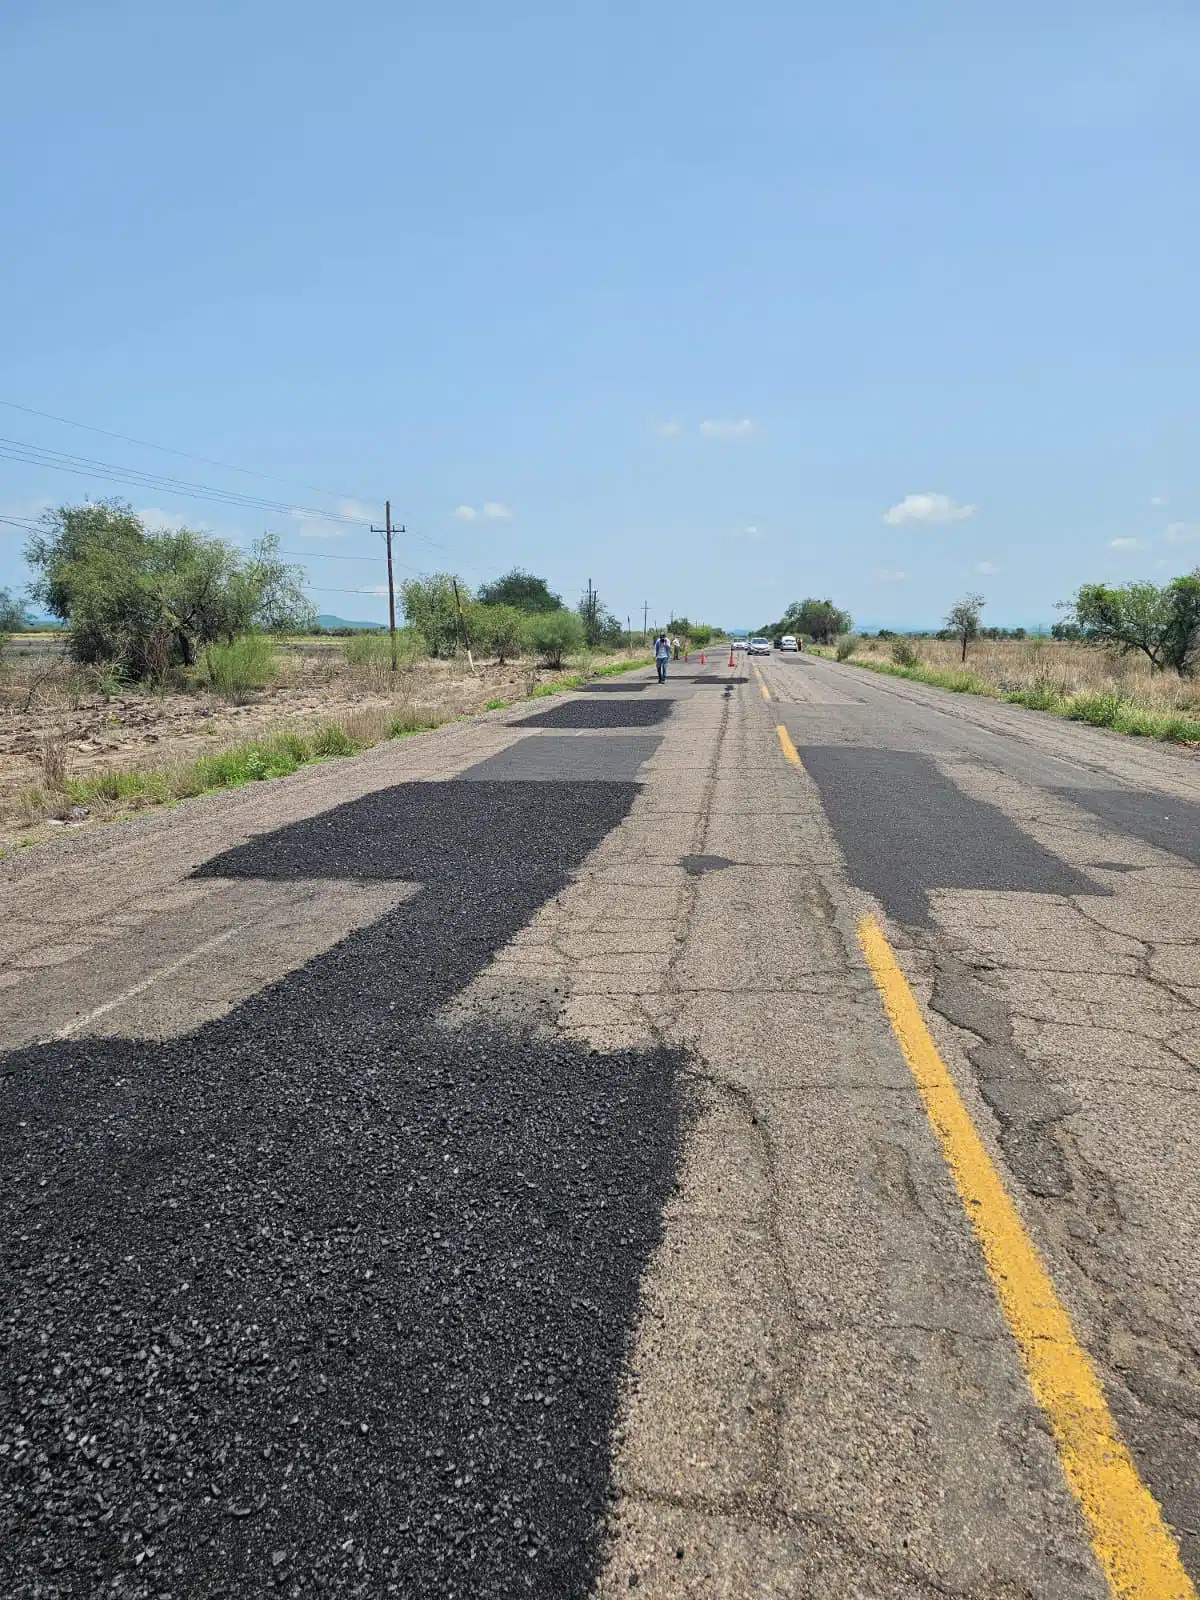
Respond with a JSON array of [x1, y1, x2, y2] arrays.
[[816, 628, 1200, 747], [2, 513, 665, 848], [787, 569, 1200, 748]]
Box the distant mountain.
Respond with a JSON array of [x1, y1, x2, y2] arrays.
[[315, 613, 385, 631]]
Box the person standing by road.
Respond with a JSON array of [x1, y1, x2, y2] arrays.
[[671, 635, 681, 660], [654, 632, 671, 683]]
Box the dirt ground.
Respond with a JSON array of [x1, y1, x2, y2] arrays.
[[0, 639, 648, 849]]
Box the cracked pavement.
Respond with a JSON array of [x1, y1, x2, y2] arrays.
[[1, 652, 1197, 1597]]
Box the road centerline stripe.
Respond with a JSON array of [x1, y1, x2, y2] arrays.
[[856, 913, 1195, 1600], [775, 724, 803, 769]]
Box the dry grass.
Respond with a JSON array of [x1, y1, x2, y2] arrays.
[[827, 637, 1200, 744], [0, 645, 653, 848]]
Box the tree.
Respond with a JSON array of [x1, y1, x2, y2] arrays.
[[476, 569, 563, 613], [764, 598, 852, 644], [528, 608, 585, 667], [24, 501, 313, 677], [470, 602, 525, 664], [576, 588, 624, 647], [1068, 574, 1200, 676], [945, 592, 985, 662], [399, 573, 464, 657], [0, 586, 28, 670]]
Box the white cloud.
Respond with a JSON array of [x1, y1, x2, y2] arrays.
[[655, 421, 682, 438], [483, 502, 513, 521], [883, 492, 976, 525], [454, 505, 479, 522], [1108, 537, 1144, 551], [733, 525, 761, 538], [1149, 495, 1167, 507], [355, 584, 391, 597], [872, 567, 906, 582], [976, 560, 1000, 574], [1164, 522, 1200, 544], [138, 506, 224, 534], [699, 418, 755, 439]]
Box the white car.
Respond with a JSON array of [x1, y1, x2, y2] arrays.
[[747, 637, 771, 656], [780, 635, 800, 652], [730, 638, 747, 651]]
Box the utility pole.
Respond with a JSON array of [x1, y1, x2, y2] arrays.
[[369, 500, 405, 673], [627, 615, 632, 653], [642, 601, 649, 645], [585, 578, 596, 647]]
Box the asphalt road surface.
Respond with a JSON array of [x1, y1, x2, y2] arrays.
[[1, 651, 1197, 1598]]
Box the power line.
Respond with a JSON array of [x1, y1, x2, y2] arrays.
[[0, 397, 368, 506], [0, 435, 374, 525]]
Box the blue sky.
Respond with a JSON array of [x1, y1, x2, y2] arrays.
[[2, 0, 1198, 630]]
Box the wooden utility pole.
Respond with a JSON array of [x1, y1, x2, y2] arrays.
[[370, 500, 405, 672], [642, 601, 649, 644]]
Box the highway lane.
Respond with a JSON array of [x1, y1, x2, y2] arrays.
[[757, 647, 1200, 1585], [0, 654, 1196, 1597]]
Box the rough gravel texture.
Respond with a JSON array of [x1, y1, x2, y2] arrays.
[[509, 701, 673, 730], [0, 779, 688, 1599]]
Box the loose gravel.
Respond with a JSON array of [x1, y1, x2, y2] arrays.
[[1, 779, 689, 1598], [509, 701, 673, 730]]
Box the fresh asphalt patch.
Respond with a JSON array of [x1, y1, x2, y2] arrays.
[[797, 747, 1106, 925], [0, 779, 690, 1599], [461, 735, 661, 783], [578, 682, 648, 693], [510, 699, 673, 730], [1057, 786, 1200, 870]]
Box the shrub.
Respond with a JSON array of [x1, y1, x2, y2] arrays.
[[891, 639, 921, 667], [1066, 693, 1125, 729], [313, 722, 358, 756], [835, 635, 857, 662], [472, 603, 526, 664], [527, 609, 585, 668], [203, 634, 279, 702]]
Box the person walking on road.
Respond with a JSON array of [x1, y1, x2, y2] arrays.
[[654, 632, 671, 683]]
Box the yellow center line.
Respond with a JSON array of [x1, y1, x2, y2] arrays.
[[856, 914, 1195, 1600], [775, 724, 803, 768]]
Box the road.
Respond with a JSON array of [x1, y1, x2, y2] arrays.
[[1, 650, 1197, 1598]]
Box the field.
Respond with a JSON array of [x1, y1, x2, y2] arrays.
[[0, 634, 654, 850], [828, 636, 1200, 742]]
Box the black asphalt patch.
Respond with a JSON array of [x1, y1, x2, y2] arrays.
[[1057, 787, 1200, 870], [511, 699, 673, 729], [797, 747, 1106, 925], [0, 780, 688, 1598], [580, 682, 648, 692], [460, 735, 661, 783]]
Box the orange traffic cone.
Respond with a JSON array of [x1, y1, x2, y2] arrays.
[[728, 646, 736, 667], [700, 652, 706, 665]]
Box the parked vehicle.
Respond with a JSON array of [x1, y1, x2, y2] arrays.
[[780, 635, 800, 652]]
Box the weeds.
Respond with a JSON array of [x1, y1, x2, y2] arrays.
[[831, 652, 1200, 746], [17, 653, 653, 838], [835, 636, 857, 662], [890, 639, 922, 668], [202, 635, 279, 703]]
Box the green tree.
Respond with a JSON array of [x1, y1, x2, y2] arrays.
[[945, 592, 985, 662], [528, 608, 585, 667], [766, 598, 851, 644], [25, 501, 312, 677], [1069, 574, 1200, 675], [0, 585, 28, 671], [476, 568, 563, 613], [470, 602, 525, 664], [399, 573, 464, 657]]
